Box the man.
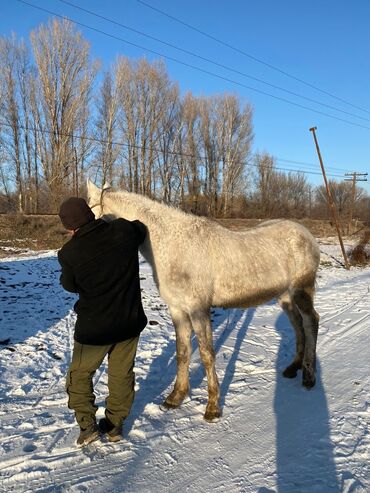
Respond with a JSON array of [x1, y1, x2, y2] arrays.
[[57, 197, 147, 447]]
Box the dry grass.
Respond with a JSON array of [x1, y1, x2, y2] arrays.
[[216, 218, 341, 237], [0, 214, 363, 258], [0, 214, 68, 255]]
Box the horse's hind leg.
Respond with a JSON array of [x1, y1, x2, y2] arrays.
[[190, 309, 220, 422], [293, 286, 319, 388], [162, 307, 192, 410], [278, 292, 305, 379]]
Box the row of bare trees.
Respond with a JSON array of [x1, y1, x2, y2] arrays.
[[246, 152, 369, 222], [94, 57, 254, 216], [0, 18, 368, 221], [0, 20, 96, 213], [0, 19, 253, 216]]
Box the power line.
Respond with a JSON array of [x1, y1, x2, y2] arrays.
[[137, 0, 370, 116], [275, 161, 345, 174], [0, 120, 349, 179], [344, 172, 368, 182], [274, 158, 351, 173], [16, 0, 370, 132], [57, 0, 370, 124]]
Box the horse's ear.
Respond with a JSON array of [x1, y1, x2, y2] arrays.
[[102, 182, 111, 191], [87, 178, 101, 197]]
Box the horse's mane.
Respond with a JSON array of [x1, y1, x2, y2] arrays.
[[109, 189, 206, 223]]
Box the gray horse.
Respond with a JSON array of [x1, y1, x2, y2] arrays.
[[88, 180, 320, 422]]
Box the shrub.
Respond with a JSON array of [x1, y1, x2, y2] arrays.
[[348, 230, 370, 266]]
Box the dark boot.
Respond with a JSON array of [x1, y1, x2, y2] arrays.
[[76, 422, 99, 447], [98, 417, 122, 442]]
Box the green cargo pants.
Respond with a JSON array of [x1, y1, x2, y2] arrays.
[[66, 336, 139, 429]]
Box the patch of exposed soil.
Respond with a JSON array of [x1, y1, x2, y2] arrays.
[[0, 214, 68, 256]]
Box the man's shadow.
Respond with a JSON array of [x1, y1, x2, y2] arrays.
[[0, 256, 74, 345], [272, 311, 339, 493], [0, 256, 75, 403]]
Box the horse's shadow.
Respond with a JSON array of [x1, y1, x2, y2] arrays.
[[127, 304, 341, 492], [272, 311, 339, 493], [123, 322, 183, 434], [189, 307, 255, 410], [125, 307, 254, 433]]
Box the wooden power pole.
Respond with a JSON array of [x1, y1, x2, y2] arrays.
[[344, 172, 368, 233], [309, 127, 350, 269]]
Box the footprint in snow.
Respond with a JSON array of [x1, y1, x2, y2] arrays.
[[23, 443, 37, 453]]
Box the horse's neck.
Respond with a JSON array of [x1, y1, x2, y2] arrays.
[[107, 192, 166, 237], [107, 193, 168, 281]]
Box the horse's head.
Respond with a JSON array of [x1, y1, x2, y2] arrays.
[[87, 179, 113, 220]]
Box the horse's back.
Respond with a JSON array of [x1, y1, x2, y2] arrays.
[[208, 219, 319, 308], [251, 219, 320, 289]]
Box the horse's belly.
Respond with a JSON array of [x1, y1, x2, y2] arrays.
[[213, 290, 278, 309], [212, 276, 289, 308]]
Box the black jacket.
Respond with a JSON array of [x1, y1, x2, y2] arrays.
[[58, 218, 147, 345]]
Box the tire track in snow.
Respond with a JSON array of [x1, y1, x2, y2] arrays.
[[2, 249, 370, 492], [316, 266, 370, 492], [319, 294, 370, 347], [0, 254, 180, 492], [0, 444, 136, 492]]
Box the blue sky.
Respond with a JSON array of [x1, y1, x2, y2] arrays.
[[1, 0, 370, 192]]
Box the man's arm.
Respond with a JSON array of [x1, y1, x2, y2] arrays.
[[131, 220, 147, 245], [57, 251, 78, 293]]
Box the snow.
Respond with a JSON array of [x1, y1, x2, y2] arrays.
[[0, 242, 369, 493]]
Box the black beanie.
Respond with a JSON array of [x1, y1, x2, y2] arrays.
[[59, 197, 95, 230]]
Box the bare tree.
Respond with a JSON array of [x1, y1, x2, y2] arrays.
[[95, 71, 120, 186], [198, 97, 220, 215], [155, 83, 180, 203], [115, 57, 178, 197], [0, 140, 14, 210], [254, 152, 275, 217], [282, 172, 310, 218], [179, 92, 201, 212], [315, 180, 366, 216], [30, 19, 96, 210], [216, 94, 253, 216], [0, 34, 29, 212], [355, 195, 370, 223], [253, 152, 310, 218]]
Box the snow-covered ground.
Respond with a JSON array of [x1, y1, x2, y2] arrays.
[[0, 242, 369, 493]]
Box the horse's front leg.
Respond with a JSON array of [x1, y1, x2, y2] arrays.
[[162, 307, 193, 410], [190, 309, 221, 422]]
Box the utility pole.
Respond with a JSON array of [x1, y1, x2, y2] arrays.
[[345, 172, 368, 234], [309, 127, 350, 269]]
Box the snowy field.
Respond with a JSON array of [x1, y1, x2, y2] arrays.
[[0, 242, 369, 493]]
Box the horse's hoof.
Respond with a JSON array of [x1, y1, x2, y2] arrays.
[[283, 366, 298, 378], [302, 374, 316, 389], [204, 410, 221, 423], [159, 401, 179, 412]]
